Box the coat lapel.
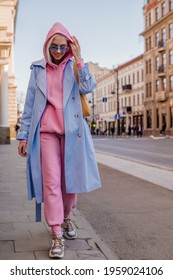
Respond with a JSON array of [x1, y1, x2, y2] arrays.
[[63, 60, 75, 108], [36, 69, 47, 98]]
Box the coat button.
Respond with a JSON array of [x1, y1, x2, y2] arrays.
[[74, 114, 79, 118], [72, 96, 75, 100], [77, 133, 81, 138]]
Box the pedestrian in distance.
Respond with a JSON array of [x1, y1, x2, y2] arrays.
[[17, 22, 101, 259]]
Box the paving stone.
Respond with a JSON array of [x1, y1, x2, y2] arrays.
[[0, 252, 35, 260], [77, 250, 107, 260], [0, 241, 14, 253], [0, 229, 31, 240], [63, 250, 79, 260], [34, 250, 50, 260], [15, 238, 50, 252], [13, 222, 49, 237], [86, 238, 98, 250], [0, 223, 13, 231], [0, 212, 30, 223], [76, 228, 92, 239], [65, 239, 91, 251]]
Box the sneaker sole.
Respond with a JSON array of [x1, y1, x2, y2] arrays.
[[49, 251, 64, 259], [63, 232, 77, 240]]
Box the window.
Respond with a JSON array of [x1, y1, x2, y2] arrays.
[[170, 75, 173, 90], [137, 94, 140, 106], [145, 15, 148, 29], [146, 61, 148, 74], [133, 73, 135, 84], [146, 38, 149, 51], [128, 96, 131, 106], [146, 82, 152, 98], [156, 109, 159, 128], [146, 37, 152, 51], [146, 83, 149, 97], [155, 56, 159, 71], [133, 95, 135, 106], [149, 13, 151, 26], [141, 70, 144, 81], [170, 107, 173, 128], [155, 32, 159, 46], [156, 80, 160, 92], [137, 71, 139, 83], [155, 7, 159, 21], [169, 50, 173, 64], [169, 23, 173, 39], [149, 82, 152, 97], [162, 77, 166, 90], [162, 27, 166, 46], [146, 110, 152, 128], [161, 2, 166, 17], [169, 0, 173, 11], [149, 59, 152, 73], [162, 53, 166, 70], [149, 36, 152, 49], [128, 75, 131, 84], [142, 93, 144, 104]]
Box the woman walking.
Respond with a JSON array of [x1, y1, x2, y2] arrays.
[[17, 22, 101, 259]]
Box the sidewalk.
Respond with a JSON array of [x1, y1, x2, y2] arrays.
[[0, 140, 117, 260]]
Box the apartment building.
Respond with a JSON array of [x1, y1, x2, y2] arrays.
[[94, 55, 144, 135], [0, 0, 18, 144], [142, 0, 173, 136]]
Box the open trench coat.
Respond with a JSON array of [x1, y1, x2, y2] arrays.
[[17, 58, 101, 220]]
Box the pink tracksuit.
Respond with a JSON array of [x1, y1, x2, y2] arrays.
[[40, 62, 77, 236], [40, 26, 81, 236]]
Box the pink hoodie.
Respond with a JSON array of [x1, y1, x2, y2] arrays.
[[40, 22, 74, 134]]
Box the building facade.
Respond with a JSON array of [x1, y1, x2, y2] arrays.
[[0, 0, 18, 144], [93, 55, 144, 136], [142, 0, 173, 136]]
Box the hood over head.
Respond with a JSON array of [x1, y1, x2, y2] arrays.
[[43, 22, 73, 65]]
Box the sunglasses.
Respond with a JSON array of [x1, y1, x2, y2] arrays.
[[49, 44, 69, 52]]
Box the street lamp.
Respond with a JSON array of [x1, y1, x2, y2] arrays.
[[111, 69, 120, 136]]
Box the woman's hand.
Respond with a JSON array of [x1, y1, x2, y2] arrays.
[[70, 36, 83, 64], [18, 141, 27, 157]]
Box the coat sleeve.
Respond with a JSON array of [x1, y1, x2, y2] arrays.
[[17, 66, 36, 141], [78, 63, 96, 94]]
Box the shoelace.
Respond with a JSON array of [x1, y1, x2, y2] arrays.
[[53, 236, 64, 248], [64, 219, 74, 232]]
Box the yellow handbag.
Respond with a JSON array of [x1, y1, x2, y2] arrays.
[[73, 60, 91, 117]]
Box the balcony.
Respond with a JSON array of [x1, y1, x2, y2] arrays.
[[158, 39, 166, 52], [155, 91, 167, 102], [158, 65, 166, 77], [122, 84, 132, 91]]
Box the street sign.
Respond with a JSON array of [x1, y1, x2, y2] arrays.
[[102, 97, 107, 102]]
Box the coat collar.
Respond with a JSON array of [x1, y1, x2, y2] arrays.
[[31, 58, 75, 103]]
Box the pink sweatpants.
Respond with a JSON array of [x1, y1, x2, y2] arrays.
[[40, 133, 77, 236]]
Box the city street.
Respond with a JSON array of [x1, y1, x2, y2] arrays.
[[78, 136, 173, 259], [93, 136, 173, 170]]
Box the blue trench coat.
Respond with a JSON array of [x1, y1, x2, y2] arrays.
[[17, 58, 101, 220]]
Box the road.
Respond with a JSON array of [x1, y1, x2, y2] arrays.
[[93, 136, 173, 170], [77, 137, 173, 259]]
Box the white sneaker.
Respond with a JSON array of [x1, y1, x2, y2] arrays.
[[49, 234, 65, 259], [62, 218, 77, 240]]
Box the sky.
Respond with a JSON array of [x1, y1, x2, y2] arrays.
[[14, 0, 145, 94]]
